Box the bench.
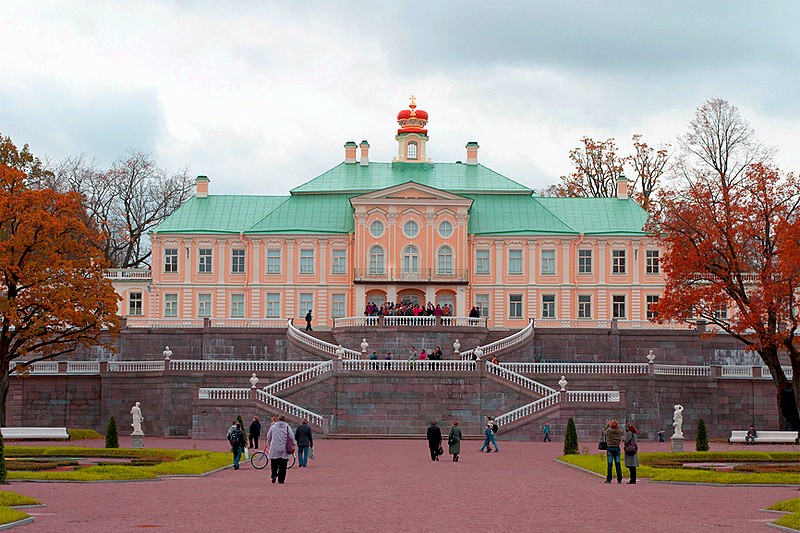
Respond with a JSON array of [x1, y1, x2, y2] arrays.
[[728, 430, 798, 444], [1, 427, 70, 441]]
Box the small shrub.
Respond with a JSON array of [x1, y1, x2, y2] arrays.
[[68, 429, 103, 440], [563, 417, 579, 455], [696, 418, 709, 452], [105, 417, 119, 449]]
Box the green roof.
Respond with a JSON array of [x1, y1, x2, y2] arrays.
[[290, 162, 532, 194], [466, 195, 577, 235], [246, 194, 355, 234], [535, 197, 649, 235], [153, 196, 289, 234]]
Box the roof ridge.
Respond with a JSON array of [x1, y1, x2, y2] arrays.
[[245, 196, 293, 232], [531, 196, 579, 233]]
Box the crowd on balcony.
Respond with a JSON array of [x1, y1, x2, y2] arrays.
[[364, 301, 455, 317]]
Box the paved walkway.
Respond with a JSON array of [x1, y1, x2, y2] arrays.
[[10, 438, 798, 532]]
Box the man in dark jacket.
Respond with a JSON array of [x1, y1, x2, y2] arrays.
[[305, 310, 313, 331], [295, 419, 314, 467], [426, 420, 442, 461], [248, 416, 262, 449], [228, 422, 246, 470]]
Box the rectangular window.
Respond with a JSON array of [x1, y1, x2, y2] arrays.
[[266, 293, 281, 318], [299, 293, 314, 317], [231, 294, 245, 318], [231, 249, 245, 274], [475, 294, 490, 319], [198, 248, 213, 273], [267, 249, 281, 274], [332, 249, 347, 274], [646, 250, 660, 275], [508, 249, 522, 275], [128, 292, 143, 316], [332, 294, 346, 318], [714, 304, 728, 320], [612, 295, 626, 319], [509, 294, 523, 319], [198, 294, 212, 317], [646, 295, 659, 320], [612, 250, 626, 274], [578, 249, 592, 274], [541, 294, 556, 319], [164, 294, 178, 317], [475, 249, 490, 274], [300, 249, 314, 274], [541, 250, 555, 275], [164, 248, 178, 273], [578, 295, 592, 319]]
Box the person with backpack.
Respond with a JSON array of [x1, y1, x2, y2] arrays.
[[481, 416, 500, 453], [624, 422, 639, 484], [448, 421, 462, 462], [227, 421, 246, 470]]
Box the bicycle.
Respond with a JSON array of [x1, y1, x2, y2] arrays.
[[250, 445, 296, 470]]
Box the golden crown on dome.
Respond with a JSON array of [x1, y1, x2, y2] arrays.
[[396, 95, 429, 134]]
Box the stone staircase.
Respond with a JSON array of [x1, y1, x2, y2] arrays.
[[306, 330, 338, 346], [483, 329, 521, 345]]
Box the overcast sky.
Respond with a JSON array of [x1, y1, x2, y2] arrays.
[[1, 1, 797, 195]]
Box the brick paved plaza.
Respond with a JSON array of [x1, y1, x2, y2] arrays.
[[11, 437, 796, 532]]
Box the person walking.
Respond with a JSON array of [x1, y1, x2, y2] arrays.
[[624, 422, 639, 484], [295, 419, 314, 467], [305, 309, 313, 331], [266, 415, 297, 484], [248, 416, 262, 449], [479, 423, 494, 453], [543, 422, 551, 442], [426, 420, 442, 461], [603, 419, 624, 484], [227, 421, 246, 470], [448, 421, 462, 462], [486, 416, 500, 452]]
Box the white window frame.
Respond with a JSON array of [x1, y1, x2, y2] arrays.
[[577, 295, 592, 319], [369, 245, 385, 275], [164, 294, 178, 317], [299, 293, 314, 317], [407, 141, 418, 160], [475, 294, 490, 319], [128, 292, 143, 316], [164, 248, 178, 273], [402, 245, 419, 273], [438, 220, 453, 238], [231, 294, 245, 318], [299, 249, 315, 274], [198, 248, 213, 274], [266, 249, 281, 274], [646, 295, 659, 320], [578, 249, 592, 274], [475, 249, 490, 275], [509, 294, 523, 319], [437, 246, 453, 275], [508, 249, 523, 275], [198, 294, 212, 318], [541, 250, 556, 275], [369, 220, 385, 238], [231, 249, 245, 274], [403, 220, 419, 238], [332, 249, 347, 275], [332, 294, 346, 318], [646, 250, 660, 275], [612, 249, 627, 275], [612, 295, 626, 319], [266, 293, 281, 318], [541, 294, 556, 319]]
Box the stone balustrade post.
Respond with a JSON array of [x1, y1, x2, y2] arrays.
[[435, 316, 442, 327], [57, 361, 68, 374], [99, 361, 109, 374], [203, 317, 211, 330], [752, 365, 762, 379], [119, 317, 128, 329], [378, 315, 385, 327]]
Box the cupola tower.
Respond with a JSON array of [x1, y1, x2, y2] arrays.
[[394, 95, 431, 163]]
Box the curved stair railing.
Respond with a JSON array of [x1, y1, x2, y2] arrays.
[[461, 319, 534, 360], [255, 389, 325, 428], [263, 361, 333, 395], [495, 393, 560, 426], [485, 360, 556, 397], [287, 320, 361, 359]]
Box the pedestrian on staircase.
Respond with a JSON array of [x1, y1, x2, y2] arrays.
[[305, 309, 313, 331]]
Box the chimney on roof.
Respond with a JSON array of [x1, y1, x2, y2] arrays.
[[616, 174, 629, 200], [196, 175, 210, 198], [359, 140, 370, 166], [466, 141, 479, 165], [344, 141, 358, 164]]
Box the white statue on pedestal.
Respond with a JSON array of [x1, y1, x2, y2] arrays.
[[163, 346, 173, 360], [646, 349, 656, 364], [453, 339, 461, 354], [130, 402, 144, 435], [672, 404, 684, 439], [335, 345, 345, 359], [558, 376, 568, 391], [474, 345, 484, 360], [361, 338, 369, 353], [249, 373, 259, 388]]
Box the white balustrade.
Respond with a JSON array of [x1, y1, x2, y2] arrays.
[[461, 319, 534, 359], [262, 361, 333, 394], [67, 361, 100, 374], [502, 362, 649, 375], [653, 364, 711, 377], [255, 389, 324, 427], [495, 393, 561, 426], [760, 366, 794, 380], [108, 361, 165, 372], [103, 268, 152, 280], [210, 318, 288, 328], [720, 365, 754, 378], [441, 317, 486, 327], [198, 388, 250, 400], [341, 359, 477, 372], [383, 316, 436, 327], [12, 361, 60, 375], [486, 361, 556, 396], [334, 317, 379, 327], [566, 390, 621, 403], [287, 321, 361, 359], [169, 360, 321, 372], [125, 318, 204, 328], [534, 320, 612, 329]]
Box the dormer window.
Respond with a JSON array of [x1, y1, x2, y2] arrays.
[[407, 141, 418, 160]]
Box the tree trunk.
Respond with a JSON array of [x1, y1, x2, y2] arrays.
[[0, 360, 9, 428], [760, 347, 799, 430]]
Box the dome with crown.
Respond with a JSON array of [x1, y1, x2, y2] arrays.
[[397, 95, 428, 134]]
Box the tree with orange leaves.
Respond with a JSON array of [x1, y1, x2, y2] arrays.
[[652, 158, 800, 427], [0, 157, 120, 427]]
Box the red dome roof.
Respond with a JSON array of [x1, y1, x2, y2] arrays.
[[414, 109, 428, 120], [397, 109, 412, 120]]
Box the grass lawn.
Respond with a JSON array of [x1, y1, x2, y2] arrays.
[[558, 451, 800, 485], [4, 446, 232, 481], [769, 498, 800, 530]]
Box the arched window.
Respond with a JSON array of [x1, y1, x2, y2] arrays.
[[402, 245, 419, 273], [437, 246, 453, 275], [407, 141, 418, 160], [369, 245, 385, 275]]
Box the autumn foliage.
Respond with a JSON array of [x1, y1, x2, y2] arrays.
[[0, 162, 120, 425]]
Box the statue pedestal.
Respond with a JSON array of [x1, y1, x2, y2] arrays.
[[131, 434, 145, 449], [670, 436, 684, 452]]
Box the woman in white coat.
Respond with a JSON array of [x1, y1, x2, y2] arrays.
[[266, 415, 297, 484]]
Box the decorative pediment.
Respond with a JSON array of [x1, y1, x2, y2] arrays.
[[350, 181, 474, 207]]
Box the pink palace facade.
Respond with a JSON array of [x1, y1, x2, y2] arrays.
[[109, 100, 666, 329]]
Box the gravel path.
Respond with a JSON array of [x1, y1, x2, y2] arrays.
[[10, 438, 797, 532]]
